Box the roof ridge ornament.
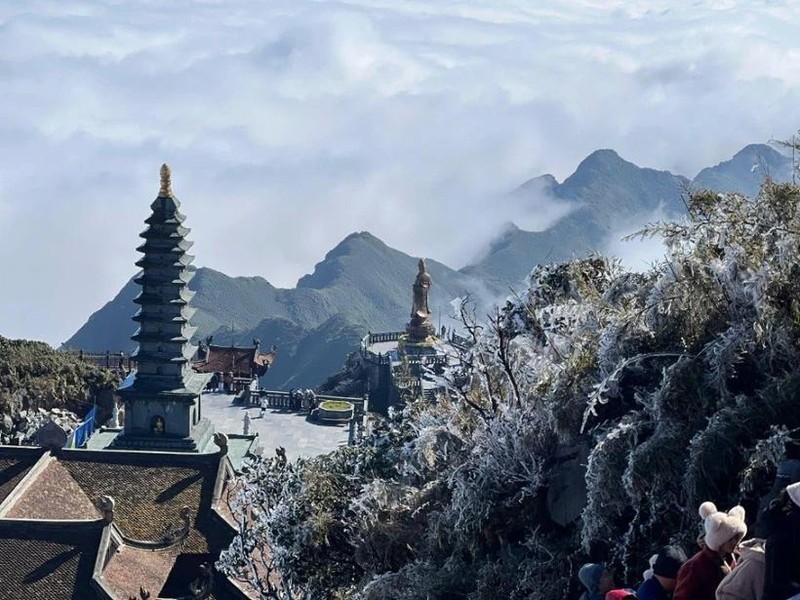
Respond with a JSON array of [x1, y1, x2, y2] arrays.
[[159, 163, 173, 198], [96, 495, 116, 523]]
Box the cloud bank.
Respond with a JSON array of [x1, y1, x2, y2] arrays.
[[1, 0, 799, 344]]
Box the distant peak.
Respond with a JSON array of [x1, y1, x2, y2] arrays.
[[579, 148, 626, 168], [297, 231, 392, 289], [513, 173, 558, 195], [537, 173, 558, 187], [499, 221, 520, 234], [192, 266, 275, 288], [696, 143, 790, 175], [559, 149, 636, 188], [732, 143, 784, 160], [691, 142, 792, 195], [342, 231, 381, 244], [334, 231, 389, 253], [739, 142, 777, 152]]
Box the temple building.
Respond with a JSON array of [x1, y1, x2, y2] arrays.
[[193, 339, 276, 382], [0, 166, 255, 599]]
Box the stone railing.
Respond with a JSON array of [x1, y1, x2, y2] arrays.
[[255, 390, 366, 416], [61, 349, 135, 372], [359, 332, 407, 367], [367, 331, 404, 345], [258, 390, 294, 409], [405, 355, 448, 368]]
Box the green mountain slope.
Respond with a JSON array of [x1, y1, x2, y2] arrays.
[[65, 268, 284, 354], [64, 232, 478, 389], [65, 279, 141, 355], [297, 232, 477, 331]]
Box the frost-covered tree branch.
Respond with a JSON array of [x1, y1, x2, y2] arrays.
[[219, 179, 800, 599]]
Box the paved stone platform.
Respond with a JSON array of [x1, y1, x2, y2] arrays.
[[202, 393, 349, 460]]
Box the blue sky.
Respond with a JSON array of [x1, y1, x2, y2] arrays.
[[1, 0, 799, 344]]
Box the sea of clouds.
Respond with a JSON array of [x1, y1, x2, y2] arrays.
[[1, 0, 799, 344]]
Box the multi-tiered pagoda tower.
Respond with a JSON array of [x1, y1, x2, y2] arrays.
[[111, 164, 213, 452]]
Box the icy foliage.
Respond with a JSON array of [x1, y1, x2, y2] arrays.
[[219, 181, 800, 598]]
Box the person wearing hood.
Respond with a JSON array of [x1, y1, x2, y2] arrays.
[[763, 482, 800, 600], [579, 563, 615, 600], [638, 545, 688, 600], [715, 538, 765, 600], [754, 458, 800, 538], [674, 502, 747, 600]]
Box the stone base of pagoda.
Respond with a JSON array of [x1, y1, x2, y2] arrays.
[[108, 418, 214, 453]]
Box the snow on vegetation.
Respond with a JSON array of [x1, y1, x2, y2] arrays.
[[219, 179, 800, 598]]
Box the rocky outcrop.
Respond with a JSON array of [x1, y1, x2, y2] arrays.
[[0, 406, 81, 446]]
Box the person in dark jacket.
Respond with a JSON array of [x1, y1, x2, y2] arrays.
[[754, 459, 800, 538], [224, 371, 236, 394], [638, 545, 687, 600], [763, 482, 800, 600], [674, 502, 747, 600], [579, 563, 616, 600], [209, 371, 220, 393]]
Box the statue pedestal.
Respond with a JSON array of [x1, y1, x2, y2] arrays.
[[405, 315, 435, 344]]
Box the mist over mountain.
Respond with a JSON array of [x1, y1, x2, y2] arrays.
[[65, 143, 792, 388], [693, 143, 794, 198], [463, 144, 792, 289]]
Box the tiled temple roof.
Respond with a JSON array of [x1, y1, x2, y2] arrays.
[[0, 519, 105, 600], [58, 449, 222, 549], [2, 456, 101, 520], [0, 446, 241, 599], [0, 447, 45, 505], [194, 344, 276, 378]]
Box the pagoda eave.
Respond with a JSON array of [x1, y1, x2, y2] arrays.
[[139, 225, 190, 239], [132, 312, 191, 324], [129, 348, 190, 362], [133, 294, 175, 306], [135, 241, 194, 255], [135, 255, 194, 269], [144, 209, 186, 225], [133, 274, 193, 287], [119, 371, 209, 397], [131, 332, 190, 344]]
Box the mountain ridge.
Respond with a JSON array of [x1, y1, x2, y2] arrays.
[[462, 143, 791, 288], [64, 229, 482, 388], [64, 142, 793, 388]]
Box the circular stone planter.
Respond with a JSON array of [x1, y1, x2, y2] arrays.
[[317, 400, 354, 423]]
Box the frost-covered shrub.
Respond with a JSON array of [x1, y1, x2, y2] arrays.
[[220, 180, 800, 599]]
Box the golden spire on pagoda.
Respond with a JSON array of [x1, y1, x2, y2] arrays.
[[159, 163, 173, 198]]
